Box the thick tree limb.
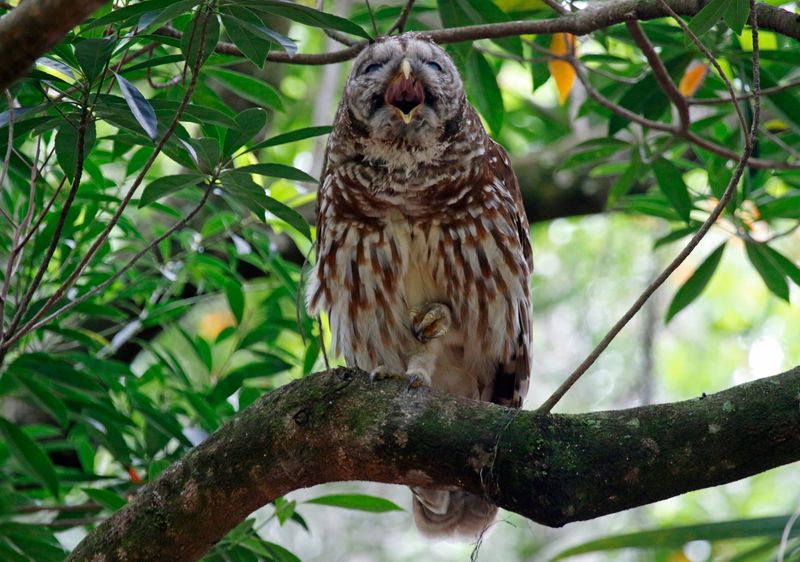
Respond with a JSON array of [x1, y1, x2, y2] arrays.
[[0, 0, 109, 91], [69, 366, 800, 561]]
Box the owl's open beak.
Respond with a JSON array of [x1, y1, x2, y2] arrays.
[[385, 59, 425, 124]]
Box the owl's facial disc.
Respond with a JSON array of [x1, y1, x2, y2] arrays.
[[344, 35, 465, 152], [384, 59, 425, 124]]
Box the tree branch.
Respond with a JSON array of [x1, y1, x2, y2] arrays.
[[155, 1, 799, 66], [0, 0, 109, 91], [68, 366, 800, 562]]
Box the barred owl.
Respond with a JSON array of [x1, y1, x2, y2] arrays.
[[307, 33, 533, 538]]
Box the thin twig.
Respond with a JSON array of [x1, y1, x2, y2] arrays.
[[688, 78, 800, 105], [539, 0, 762, 413], [18, 502, 102, 514], [761, 126, 800, 161], [148, 2, 800, 66], [120, 42, 160, 66], [0, 5, 213, 353], [29, 183, 215, 330], [626, 20, 690, 131], [660, 2, 749, 137], [364, 0, 379, 38], [45, 517, 103, 528], [16, 175, 67, 250], [541, 0, 569, 16], [567, 53, 788, 169], [4, 104, 90, 342], [0, 90, 16, 339], [386, 0, 416, 34], [0, 90, 15, 226]]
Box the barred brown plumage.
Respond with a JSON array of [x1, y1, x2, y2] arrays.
[[306, 33, 533, 539]]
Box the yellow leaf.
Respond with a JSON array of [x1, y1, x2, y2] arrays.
[[765, 119, 788, 132], [678, 61, 709, 97], [548, 33, 577, 106]]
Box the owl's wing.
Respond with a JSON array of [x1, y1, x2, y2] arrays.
[[487, 140, 533, 409]]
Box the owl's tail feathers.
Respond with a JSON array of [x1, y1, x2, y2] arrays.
[[411, 487, 497, 539]]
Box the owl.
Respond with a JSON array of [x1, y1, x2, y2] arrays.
[[306, 33, 533, 538]]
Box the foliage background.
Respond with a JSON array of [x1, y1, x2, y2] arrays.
[[0, 0, 798, 560]]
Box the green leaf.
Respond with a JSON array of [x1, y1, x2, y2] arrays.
[[745, 242, 790, 301], [84, 0, 197, 30], [221, 11, 272, 68], [0, 418, 59, 498], [139, 173, 205, 207], [55, 118, 97, 181], [765, 246, 800, 287], [607, 149, 641, 206], [122, 54, 184, 75], [188, 137, 221, 172], [184, 391, 221, 431], [75, 38, 115, 83], [245, 125, 332, 153], [223, 108, 267, 157], [551, 515, 800, 559], [136, 0, 200, 35], [221, 171, 311, 240], [221, 6, 297, 59], [688, 0, 729, 37], [758, 194, 800, 219], [206, 67, 284, 111], [759, 69, 800, 131], [113, 72, 158, 140], [652, 157, 693, 223], [305, 493, 404, 513], [653, 225, 697, 248], [465, 49, 504, 134], [561, 138, 629, 170], [723, 0, 751, 34], [438, 0, 522, 57], [262, 541, 301, 562], [666, 243, 726, 322], [249, 0, 371, 40], [608, 54, 691, 135], [225, 357, 292, 379], [236, 163, 317, 183], [14, 374, 69, 428], [82, 487, 127, 511], [225, 280, 245, 324], [181, 13, 221, 72]]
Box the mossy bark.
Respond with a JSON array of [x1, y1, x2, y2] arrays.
[[68, 366, 800, 561]]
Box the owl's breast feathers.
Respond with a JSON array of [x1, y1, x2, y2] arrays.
[[308, 110, 532, 407]]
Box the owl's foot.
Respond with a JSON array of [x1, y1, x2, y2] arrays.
[[369, 365, 431, 390], [411, 302, 452, 344]]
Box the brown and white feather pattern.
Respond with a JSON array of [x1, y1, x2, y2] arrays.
[[308, 105, 531, 407], [306, 35, 532, 538]]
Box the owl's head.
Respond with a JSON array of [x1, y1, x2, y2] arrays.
[[342, 34, 465, 149]]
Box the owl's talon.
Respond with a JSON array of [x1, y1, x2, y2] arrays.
[[370, 366, 431, 390], [411, 302, 452, 344], [370, 365, 409, 383], [405, 371, 431, 391]]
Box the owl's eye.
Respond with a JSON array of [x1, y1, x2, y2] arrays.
[[362, 62, 384, 74], [425, 61, 443, 72]]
